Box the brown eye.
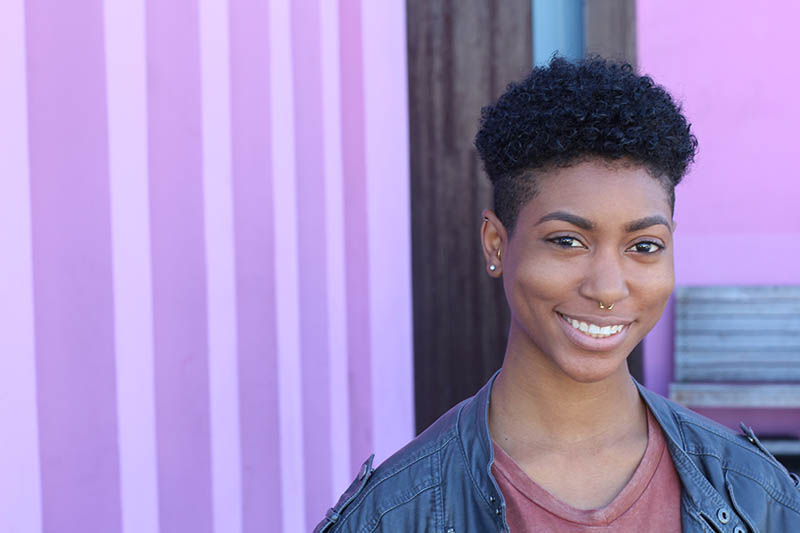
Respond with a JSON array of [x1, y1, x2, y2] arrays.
[[628, 241, 663, 254], [548, 236, 584, 248]]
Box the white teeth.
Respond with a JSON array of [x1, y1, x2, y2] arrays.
[[562, 314, 625, 339]]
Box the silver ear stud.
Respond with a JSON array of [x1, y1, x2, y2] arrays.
[[489, 265, 497, 272]]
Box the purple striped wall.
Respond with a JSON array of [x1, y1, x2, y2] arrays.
[[0, 1, 413, 531]]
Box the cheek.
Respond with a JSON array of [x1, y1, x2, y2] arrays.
[[633, 260, 675, 323], [504, 255, 580, 315]]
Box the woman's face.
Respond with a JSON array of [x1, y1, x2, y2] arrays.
[[483, 158, 675, 383]]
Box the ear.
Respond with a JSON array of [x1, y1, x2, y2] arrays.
[[671, 219, 678, 233], [481, 209, 507, 277]]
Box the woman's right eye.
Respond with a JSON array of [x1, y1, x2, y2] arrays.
[[549, 236, 584, 248]]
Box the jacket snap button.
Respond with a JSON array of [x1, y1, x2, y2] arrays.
[[495, 508, 501, 516], [716, 508, 730, 523], [489, 496, 496, 503], [733, 527, 746, 533]]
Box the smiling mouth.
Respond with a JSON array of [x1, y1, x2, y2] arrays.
[[558, 312, 627, 339]]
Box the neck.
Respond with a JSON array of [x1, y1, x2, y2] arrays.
[[489, 328, 647, 457]]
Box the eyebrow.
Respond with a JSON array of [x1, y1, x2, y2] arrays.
[[535, 211, 672, 232], [536, 211, 594, 230], [624, 215, 672, 233]]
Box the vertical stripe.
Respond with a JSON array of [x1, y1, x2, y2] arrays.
[[340, 0, 374, 473], [320, 0, 352, 496], [198, 1, 242, 532], [25, 0, 123, 531], [533, 0, 585, 65], [104, 0, 160, 531], [362, 0, 415, 463], [0, 1, 42, 531], [290, 0, 332, 525], [228, 0, 282, 531], [270, 0, 306, 530], [145, 1, 214, 531]]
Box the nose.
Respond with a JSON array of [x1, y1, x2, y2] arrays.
[[579, 249, 630, 306]]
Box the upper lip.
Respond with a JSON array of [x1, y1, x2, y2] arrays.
[[557, 311, 634, 327]]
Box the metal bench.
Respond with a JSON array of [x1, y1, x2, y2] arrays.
[[668, 285, 800, 456]]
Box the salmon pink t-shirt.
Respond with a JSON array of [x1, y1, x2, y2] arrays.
[[491, 408, 682, 532]]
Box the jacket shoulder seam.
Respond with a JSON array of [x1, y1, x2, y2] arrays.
[[335, 433, 457, 529], [679, 418, 771, 460]]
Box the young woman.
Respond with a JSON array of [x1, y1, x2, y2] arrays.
[[315, 58, 800, 532]]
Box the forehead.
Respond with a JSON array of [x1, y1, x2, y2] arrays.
[[520, 159, 672, 224]]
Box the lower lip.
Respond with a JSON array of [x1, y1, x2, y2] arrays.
[[556, 312, 631, 352]]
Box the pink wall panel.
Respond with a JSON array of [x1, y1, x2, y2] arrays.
[[104, 0, 160, 531], [229, 0, 281, 531], [638, 0, 800, 435], [362, 0, 414, 469], [0, 0, 42, 531], [25, 0, 123, 531], [198, 0, 243, 529], [0, 1, 413, 531], [339, 0, 375, 478], [145, 1, 215, 530], [290, 0, 334, 526]]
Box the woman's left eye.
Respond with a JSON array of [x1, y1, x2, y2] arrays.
[[549, 236, 584, 248], [628, 241, 663, 254]]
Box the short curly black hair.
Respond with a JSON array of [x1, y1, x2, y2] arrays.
[[475, 56, 698, 234]]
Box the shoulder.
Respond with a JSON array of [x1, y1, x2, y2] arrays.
[[645, 389, 800, 513], [664, 395, 788, 474], [318, 398, 468, 533]]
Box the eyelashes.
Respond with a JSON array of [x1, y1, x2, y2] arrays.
[[546, 235, 665, 254], [629, 241, 664, 254], [548, 236, 584, 248]]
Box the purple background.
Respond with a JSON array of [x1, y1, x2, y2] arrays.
[[639, 1, 800, 436]]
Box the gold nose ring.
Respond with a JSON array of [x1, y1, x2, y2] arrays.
[[599, 302, 614, 310]]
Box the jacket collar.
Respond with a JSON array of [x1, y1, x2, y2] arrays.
[[455, 370, 507, 524], [457, 370, 730, 522], [634, 381, 734, 513]]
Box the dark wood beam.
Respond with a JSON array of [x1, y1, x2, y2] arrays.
[[407, 0, 531, 434]]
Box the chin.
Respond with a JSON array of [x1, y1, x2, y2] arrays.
[[555, 354, 629, 384]]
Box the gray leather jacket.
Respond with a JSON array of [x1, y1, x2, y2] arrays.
[[315, 372, 800, 532]]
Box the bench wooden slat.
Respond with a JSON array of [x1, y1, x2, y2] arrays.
[[676, 302, 800, 315], [677, 336, 800, 350], [676, 316, 800, 332], [669, 384, 800, 407], [675, 337, 800, 358], [676, 286, 800, 300], [676, 365, 800, 382], [676, 350, 800, 364]]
